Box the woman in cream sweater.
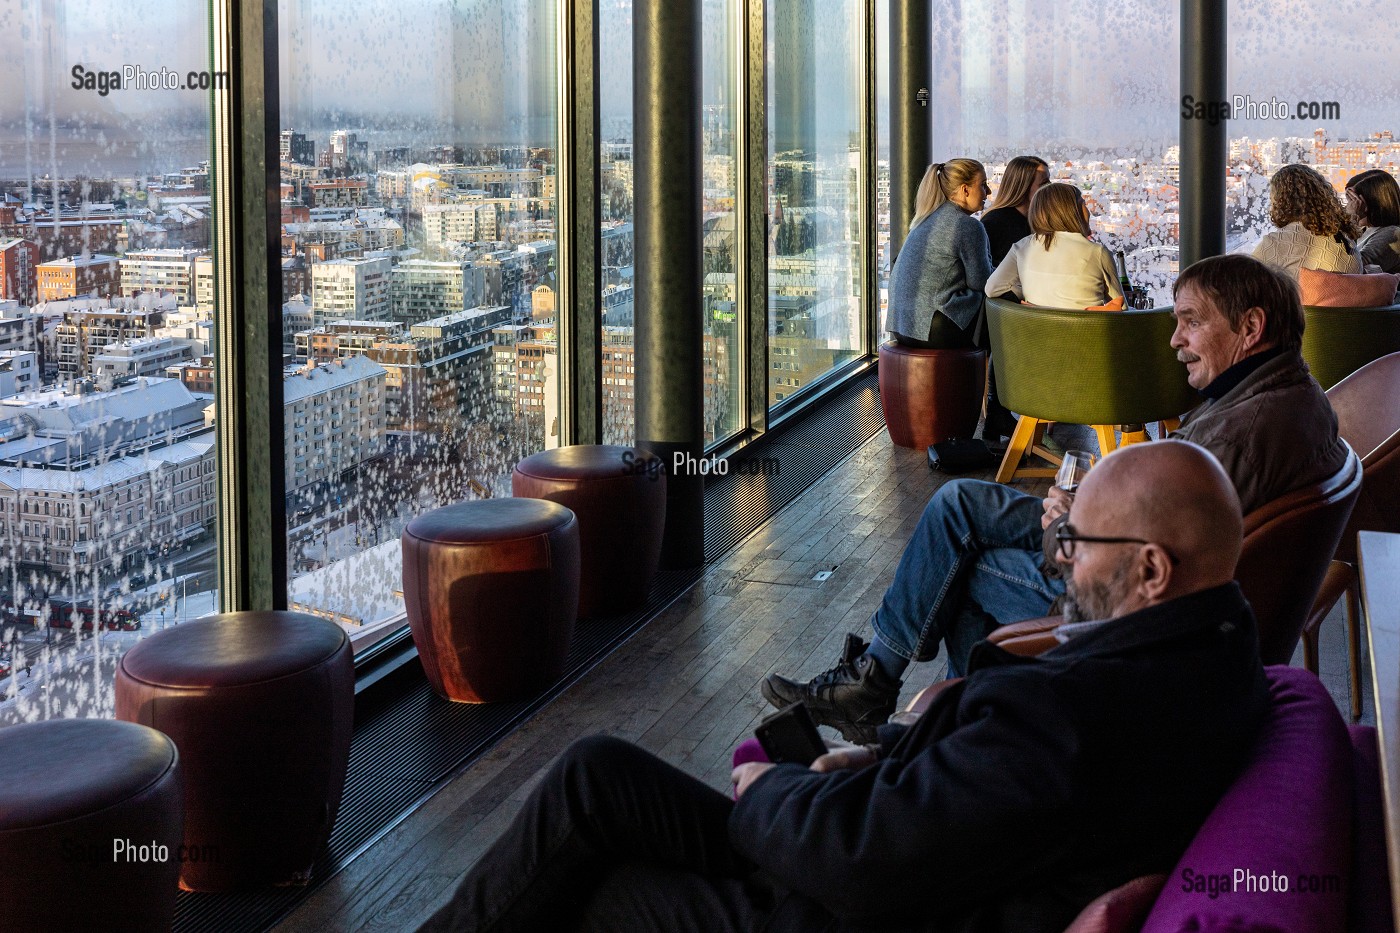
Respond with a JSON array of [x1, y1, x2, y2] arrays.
[[1253, 163, 1361, 279], [984, 183, 1123, 308]]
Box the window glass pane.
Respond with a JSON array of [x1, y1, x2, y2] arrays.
[[1227, 1, 1400, 252], [0, 0, 219, 721], [599, 0, 635, 446], [0, 0, 218, 717], [279, 0, 558, 653], [766, 0, 865, 408], [599, 0, 742, 448], [932, 0, 1179, 306], [703, 0, 742, 443]]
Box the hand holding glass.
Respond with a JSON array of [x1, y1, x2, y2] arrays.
[[1056, 450, 1094, 494]]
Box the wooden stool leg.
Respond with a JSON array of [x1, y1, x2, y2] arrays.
[[996, 416, 1039, 484], [1092, 425, 1118, 458], [1346, 579, 1363, 722], [1118, 425, 1150, 445], [1302, 628, 1319, 673]]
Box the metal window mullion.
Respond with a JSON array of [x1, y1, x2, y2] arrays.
[[859, 0, 877, 356], [742, 0, 768, 435], [210, 0, 285, 611], [558, 0, 601, 446]]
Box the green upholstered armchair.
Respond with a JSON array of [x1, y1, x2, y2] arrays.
[[1301, 304, 1400, 390], [985, 297, 1198, 483]]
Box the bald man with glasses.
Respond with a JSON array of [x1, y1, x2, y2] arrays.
[[420, 440, 1270, 933]]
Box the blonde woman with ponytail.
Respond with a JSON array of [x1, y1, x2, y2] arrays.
[[887, 158, 993, 349]]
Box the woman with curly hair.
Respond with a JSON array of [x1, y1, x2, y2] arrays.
[[1253, 163, 1361, 280]]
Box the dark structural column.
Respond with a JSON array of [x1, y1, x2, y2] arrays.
[[1180, 0, 1227, 267], [635, 0, 704, 568], [210, 0, 286, 609], [890, 0, 932, 261]]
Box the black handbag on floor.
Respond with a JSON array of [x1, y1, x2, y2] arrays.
[[927, 438, 997, 473]]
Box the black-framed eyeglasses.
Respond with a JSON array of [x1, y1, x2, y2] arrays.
[[1054, 523, 1181, 565]]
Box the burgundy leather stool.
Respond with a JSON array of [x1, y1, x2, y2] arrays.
[[512, 444, 666, 617], [402, 497, 580, 703], [878, 342, 987, 448], [115, 611, 354, 892], [0, 719, 183, 931]]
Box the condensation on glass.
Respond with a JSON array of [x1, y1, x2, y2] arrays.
[[278, 0, 558, 653], [0, 0, 218, 721], [599, 0, 741, 449], [930, 0, 1179, 304], [1227, 0, 1400, 254], [766, 0, 866, 408]]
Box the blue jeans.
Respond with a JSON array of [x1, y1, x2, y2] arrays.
[[870, 478, 1065, 678]]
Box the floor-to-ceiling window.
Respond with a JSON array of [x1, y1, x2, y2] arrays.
[[599, 0, 742, 448], [1226, 0, 1400, 252], [277, 0, 559, 652], [0, 0, 220, 720], [766, 0, 866, 409], [932, 0, 1179, 304]]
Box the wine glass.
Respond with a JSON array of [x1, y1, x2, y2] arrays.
[[1055, 450, 1095, 494]]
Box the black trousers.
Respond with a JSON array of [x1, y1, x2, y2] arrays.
[[418, 735, 796, 933], [891, 310, 976, 350]]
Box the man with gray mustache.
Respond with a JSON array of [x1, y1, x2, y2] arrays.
[[762, 253, 1347, 743]]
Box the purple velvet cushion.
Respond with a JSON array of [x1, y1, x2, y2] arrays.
[[731, 738, 769, 800], [1347, 725, 1394, 933], [732, 737, 768, 769], [1141, 666, 1353, 933]]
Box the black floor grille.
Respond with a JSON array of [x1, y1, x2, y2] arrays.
[[172, 369, 884, 933], [705, 373, 884, 560]]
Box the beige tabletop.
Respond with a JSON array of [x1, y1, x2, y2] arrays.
[[1359, 529, 1400, 930]]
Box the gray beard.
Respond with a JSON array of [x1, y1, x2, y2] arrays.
[[1062, 595, 1087, 624]]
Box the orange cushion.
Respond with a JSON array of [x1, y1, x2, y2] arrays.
[[1299, 267, 1399, 307], [1019, 297, 1125, 311], [1085, 296, 1126, 312]]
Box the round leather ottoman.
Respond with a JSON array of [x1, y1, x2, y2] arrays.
[[0, 719, 182, 931], [878, 342, 987, 448], [402, 497, 580, 703], [114, 611, 354, 892], [512, 445, 666, 616]]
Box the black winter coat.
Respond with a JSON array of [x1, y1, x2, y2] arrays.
[[730, 583, 1271, 933]]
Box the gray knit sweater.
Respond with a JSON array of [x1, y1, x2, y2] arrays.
[[887, 201, 994, 337]]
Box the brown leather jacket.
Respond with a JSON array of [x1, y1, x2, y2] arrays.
[[1043, 348, 1346, 568], [1171, 348, 1346, 515]]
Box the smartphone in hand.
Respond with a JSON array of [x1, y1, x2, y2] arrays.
[[755, 702, 827, 766]]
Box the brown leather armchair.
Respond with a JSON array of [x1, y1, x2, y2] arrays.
[[1302, 350, 1400, 720], [985, 445, 1363, 668]]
